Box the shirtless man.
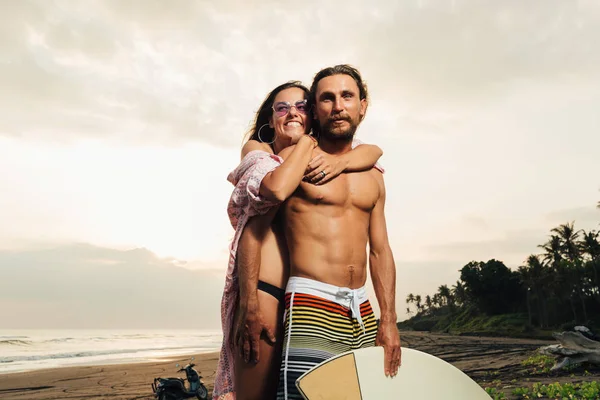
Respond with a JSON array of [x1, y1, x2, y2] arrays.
[[275, 65, 401, 400]]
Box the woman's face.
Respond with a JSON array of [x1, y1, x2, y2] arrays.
[[270, 87, 311, 146]]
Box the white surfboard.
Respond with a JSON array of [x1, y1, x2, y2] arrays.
[[295, 346, 491, 399]]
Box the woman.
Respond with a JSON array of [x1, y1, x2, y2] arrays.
[[214, 81, 382, 400]]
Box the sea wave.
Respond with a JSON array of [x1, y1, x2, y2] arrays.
[[0, 345, 205, 364], [0, 339, 32, 346], [44, 337, 76, 343]]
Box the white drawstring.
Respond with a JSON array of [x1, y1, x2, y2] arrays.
[[335, 288, 366, 333], [285, 277, 368, 332]]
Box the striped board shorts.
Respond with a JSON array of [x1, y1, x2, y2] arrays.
[[276, 276, 378, 400]]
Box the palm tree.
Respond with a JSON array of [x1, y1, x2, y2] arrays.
[[415, 295, 423, 314], [451, 281, 467, 306], [572, 258, 589, 322], [518, 264, 534, 326], [438, 285, 454, 311], [551, 221, 582, 261], [406, 293, 415, 314], [540, 230, 579, 324], [579, 230, 600, 260], [425, 295, 433, 313], [518, 254, 549, 328], [539, 235, 562, 266], [432, 293, 442, 309], [579, 230, 600, 301]]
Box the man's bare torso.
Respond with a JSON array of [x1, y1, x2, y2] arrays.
[[281, 164, 382, 289]]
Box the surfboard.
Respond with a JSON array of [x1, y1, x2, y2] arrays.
[[295, 346, 491, 399]]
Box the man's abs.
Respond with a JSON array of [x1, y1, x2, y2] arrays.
[[282, 170, 381, 289]]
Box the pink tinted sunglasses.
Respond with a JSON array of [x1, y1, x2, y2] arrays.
[[272, 100, 309, 117]]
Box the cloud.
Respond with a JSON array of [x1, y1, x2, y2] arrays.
[[0, 243, 225, 329], [0, 138, 238, 261], [544, 206, 600, 231], [424, 230, 545, 267], [420, 205, 600, 270], [2, 1, 599, 146], [2, 0, 600, 325], [0, 241, 464, 326]]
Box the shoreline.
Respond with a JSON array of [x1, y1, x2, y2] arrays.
[[0, 351, 220, 400], [0, 349, 220, 377], [0, 350, 211, 376], [2, 331, 599, 399]]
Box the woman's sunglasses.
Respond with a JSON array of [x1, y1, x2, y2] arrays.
[[272, 100, 309, 117]]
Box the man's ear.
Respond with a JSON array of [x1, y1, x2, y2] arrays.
[[359, 98, 367, 120]]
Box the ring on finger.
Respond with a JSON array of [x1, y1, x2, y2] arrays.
[[320, 171, 326, 178]]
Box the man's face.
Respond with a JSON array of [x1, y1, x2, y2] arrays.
[[313, 74, 367, 141]]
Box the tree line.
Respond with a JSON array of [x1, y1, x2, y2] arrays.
[[406, 206, 600, 330]]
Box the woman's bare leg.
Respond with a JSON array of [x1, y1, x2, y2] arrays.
[[234, 289, 285, 400]]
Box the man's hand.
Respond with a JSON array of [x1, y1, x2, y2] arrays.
[[303, 148, 346, 185], [233, 298, 276, 364], [375, 321, 401, 377]]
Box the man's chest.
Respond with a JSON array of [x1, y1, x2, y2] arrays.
[[289, 171, 380, 212]]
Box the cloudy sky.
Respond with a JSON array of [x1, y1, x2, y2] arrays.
[[1, 0, 599, 329]]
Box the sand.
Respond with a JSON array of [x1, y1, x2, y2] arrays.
[[1, 331, 598, 399], [0, 352, 220, 400]]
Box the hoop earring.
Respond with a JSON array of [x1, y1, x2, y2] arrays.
[[257, 124, 275, 145]]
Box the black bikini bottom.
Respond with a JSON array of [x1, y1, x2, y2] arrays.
[[257, 280, 286, 303]]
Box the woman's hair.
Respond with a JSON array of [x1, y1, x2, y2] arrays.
[[245, 81, 310, 145]]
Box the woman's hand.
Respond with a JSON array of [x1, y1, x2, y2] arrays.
[[303, 148, 347, 185]]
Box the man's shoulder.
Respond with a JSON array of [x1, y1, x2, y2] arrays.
[[371, 167, 385, 185], [363, 168, 385, 198]]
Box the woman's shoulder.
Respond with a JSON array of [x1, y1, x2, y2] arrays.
[[241, 140, 273, 158]]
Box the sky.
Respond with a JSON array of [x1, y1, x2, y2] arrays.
[[1, 0, 599, 329]]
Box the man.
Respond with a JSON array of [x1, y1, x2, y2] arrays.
[[275, 64, 401, 400]]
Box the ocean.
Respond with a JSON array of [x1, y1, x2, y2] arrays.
[[0, 329, 223, 374]]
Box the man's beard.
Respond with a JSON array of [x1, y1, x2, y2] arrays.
[[319, 116, 359, 142]]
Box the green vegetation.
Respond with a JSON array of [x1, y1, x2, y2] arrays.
[[521, 354, 555, 374], [485, 386, 506, 399], [519, 353, 584, 375], [399, 216, 600, 337], [483, 372, 600, 399], [511, 381, 600, 399]]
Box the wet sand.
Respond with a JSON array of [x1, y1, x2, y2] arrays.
[[1, 331, 598, 399], [0, 352, 220, 400]]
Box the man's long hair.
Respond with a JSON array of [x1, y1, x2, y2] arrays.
[[244, 81, 310, 146]]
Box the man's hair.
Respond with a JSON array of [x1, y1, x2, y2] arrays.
[[244, 80, 310, 146], [309, 64, 369, 109]]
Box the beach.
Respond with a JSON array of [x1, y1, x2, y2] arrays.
[[2, 330, 599, 399], [0, 351, 219, 400]]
